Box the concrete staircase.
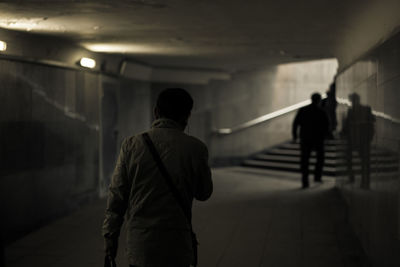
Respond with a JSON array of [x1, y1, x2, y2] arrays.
[[242, 140, 399, 177]]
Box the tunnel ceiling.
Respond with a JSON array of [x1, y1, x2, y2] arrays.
[[0, 0, 389, 71]]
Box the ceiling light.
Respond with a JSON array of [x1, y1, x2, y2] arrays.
[[0, 41, 7, 51], [79, 57, 96, 68], [82, 43, 183, 55]]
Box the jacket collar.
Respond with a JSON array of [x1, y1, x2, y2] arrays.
[[151, 118, 184, 131]]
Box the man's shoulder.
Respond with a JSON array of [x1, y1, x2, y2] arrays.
[[297, 105, 310, 115], [299, 105, 312, 112], [299, 106, 307, 111], [304, 104, 325, 113], [122, 130, 208, 153], [125, 130, 160, 144], [182, 133, 208, 152], [121, 132, 147, 150]]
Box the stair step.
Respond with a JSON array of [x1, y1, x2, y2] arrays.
[[242, 160, 344, 176], [242, 140, 399, 177], [254, 154, 397, 165], [252, 154, 340, 166], [279, 143, 346, 152], [267, 149, 340, 158], [243, 159, 398, 175], [266, 148, 396, 159], [249, 156, 397, 167]]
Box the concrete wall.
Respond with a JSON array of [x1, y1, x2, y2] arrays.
[[0, 59, 101, 243], [99, 77, 152, 196], [0, 56, 153, 244], [336, 0, 400, 70], [208, 60, 337, 164], [151, 59, 337, 165], [117, 79, 152, 143], [335, 32, 400, 266]]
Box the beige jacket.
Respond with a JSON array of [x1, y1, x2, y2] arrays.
[[102, 119, 213, 267]]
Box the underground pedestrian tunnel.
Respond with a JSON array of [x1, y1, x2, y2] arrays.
[[1, 1, 400, 266]]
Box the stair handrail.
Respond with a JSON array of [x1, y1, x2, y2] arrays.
[[335, 97, 400, 124], [213, 94, 326, 135], [213, 95, 400, 135]]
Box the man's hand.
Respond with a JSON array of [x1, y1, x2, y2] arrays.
[[104, 232, 118, 258], [104, 236, 118, 266]]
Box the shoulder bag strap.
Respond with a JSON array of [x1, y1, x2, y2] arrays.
[[142, 133, 192, 224], [142, 132, 199, 266]]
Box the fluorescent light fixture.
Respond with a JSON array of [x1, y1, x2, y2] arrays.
[[82, 42, 185, 55], [0, 41, 7, 51], [79, 57, 96, 68]]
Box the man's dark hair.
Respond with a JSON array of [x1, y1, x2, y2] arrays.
[[311, 93, 322, 104], [156, 88, 193, 123]]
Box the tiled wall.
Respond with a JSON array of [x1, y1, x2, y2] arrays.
[[336, 32, 400, 266]]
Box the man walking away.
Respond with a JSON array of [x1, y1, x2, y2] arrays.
[[292, 93, 330, 188], [102, 88, 213, 267]]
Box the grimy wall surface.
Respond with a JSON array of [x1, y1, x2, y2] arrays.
[[99, 77, 152, 196], [0, 59, 101, 243], [0, 58, 153, 244], [0, 28, 132, 244], [335, 32, 400, 267]]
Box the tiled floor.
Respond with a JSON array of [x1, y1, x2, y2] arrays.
[[5, 167, 369, 267]]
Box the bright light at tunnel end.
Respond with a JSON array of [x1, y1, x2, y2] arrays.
[[79, 57, 96, 69], [0, 41, 7, 51]]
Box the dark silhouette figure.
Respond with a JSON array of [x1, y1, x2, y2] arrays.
[[321, 82, 338, 139], [293, 93, 330, 188], [102, 88, 213, 267], [341, 93, 375, 189]]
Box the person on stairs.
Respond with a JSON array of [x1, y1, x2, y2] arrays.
[[292, 93, 330, 188]]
